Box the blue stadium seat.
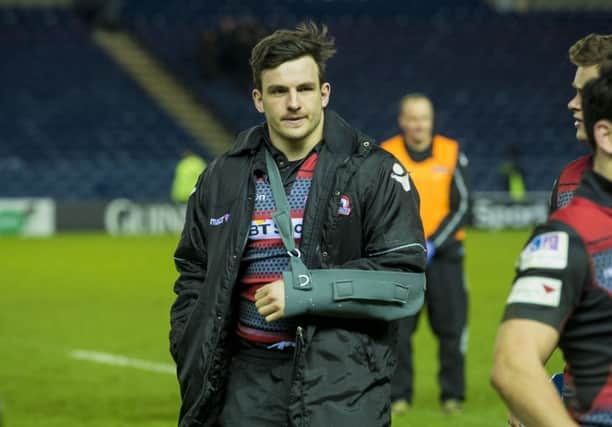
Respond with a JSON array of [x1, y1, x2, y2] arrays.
[[0, 8, 208, 200], [124, 2, 607, 190]]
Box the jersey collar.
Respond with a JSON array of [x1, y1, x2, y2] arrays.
[[577, 170, 612, 209]]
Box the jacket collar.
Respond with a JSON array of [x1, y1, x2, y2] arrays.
[[227, 110, 371, 158]]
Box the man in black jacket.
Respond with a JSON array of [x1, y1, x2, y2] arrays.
[[170, 22, 427, 427]]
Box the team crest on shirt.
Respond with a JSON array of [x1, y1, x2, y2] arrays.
[[338, 195, 352, 216], [391, 163, 411, 192], [507, 276, 562, 307], [518, 232, 569, 271]]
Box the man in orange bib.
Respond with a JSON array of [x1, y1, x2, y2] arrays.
[[381, 94, 470, 415]]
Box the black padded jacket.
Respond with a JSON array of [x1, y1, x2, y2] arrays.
[[170, 110, 427, 426]]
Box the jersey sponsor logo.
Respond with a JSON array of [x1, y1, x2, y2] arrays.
[[338, 195, 352, 216], [518, 232, 569, 271], [249, 218, 303, 240], [507, 276, 562, 307], [209, 213, 230, 226], [391, 162, 411, 192]]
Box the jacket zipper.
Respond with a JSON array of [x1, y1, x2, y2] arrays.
[[288, 144, 364, 424], [290, 325, 305, 426], [300, 155, 347, 264], [294, 326, 304, 360]]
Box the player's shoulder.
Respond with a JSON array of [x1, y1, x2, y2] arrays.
[[519, 221, 585, 272], [378, 134, 403, 151], [362, 145, 412, 188], [199, 154, 226, 179], [559, 154, 593, 181], [366, 143, 402, 168], [433, 134, 460, 147], [433, 134, 464, 159]]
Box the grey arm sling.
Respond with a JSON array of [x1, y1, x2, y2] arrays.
[[265, 150, 425, 321]]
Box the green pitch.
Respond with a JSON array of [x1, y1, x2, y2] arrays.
[[0, 230, 564, 426]]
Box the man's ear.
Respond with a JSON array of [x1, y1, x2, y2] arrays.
[[321, 82, 331, 108], [594, 119, 612, 155], [252, 88, 265, 113]]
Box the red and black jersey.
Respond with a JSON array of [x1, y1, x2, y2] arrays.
[[504, 170, 612, 425], [236, 152, 318, 345], [549, 155, 593, 213]]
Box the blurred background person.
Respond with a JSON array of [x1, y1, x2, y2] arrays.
[[171, 150, 207, 203], [381, 93, 471, 415], [499, 143, 527, 202]]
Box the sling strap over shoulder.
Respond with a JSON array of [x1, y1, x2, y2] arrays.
[[265, 149, 425, 321]]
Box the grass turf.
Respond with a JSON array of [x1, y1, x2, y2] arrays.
[[0, 230, 564, 426]]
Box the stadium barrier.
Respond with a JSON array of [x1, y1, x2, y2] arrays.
[[471, 191, 549, 229], [1, 193, 549, 236], [57, 198, 187, 235], [0, 198, 55, 236]]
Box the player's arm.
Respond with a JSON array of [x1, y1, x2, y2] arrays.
[[491, 223, 588, 426], [170, 169, 209, 361], [428, 151, 470, 255], [257, 152, 427, 322], [337, 152, 427, 274], [492, 320, 575, 427]]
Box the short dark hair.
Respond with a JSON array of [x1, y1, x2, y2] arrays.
[[249, 21, 336, 90], [582, 65, 612, 149], [569, 33, 612, 67]]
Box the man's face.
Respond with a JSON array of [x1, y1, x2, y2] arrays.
[[398, 98, 434, 148], [252, 55, 330, 145], [568, 65, 600, 141]]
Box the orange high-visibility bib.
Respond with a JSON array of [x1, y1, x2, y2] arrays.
[[381, 135, 465, 241]]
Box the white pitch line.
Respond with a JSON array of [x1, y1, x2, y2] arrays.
[[70, 349, 175, 375]]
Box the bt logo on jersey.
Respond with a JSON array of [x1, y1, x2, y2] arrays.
[[249, 218, 303, 240]]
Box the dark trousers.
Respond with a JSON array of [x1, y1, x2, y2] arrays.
[[391, 255, 468, 403], [218, 345, 294, 426]]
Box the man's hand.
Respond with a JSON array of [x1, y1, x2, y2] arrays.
[[255, 279, 286, 322]]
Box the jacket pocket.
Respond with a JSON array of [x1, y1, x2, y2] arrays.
[[171, 296, 204, 368]]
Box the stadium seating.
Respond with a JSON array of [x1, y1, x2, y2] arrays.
[[0, 7, 207, 200], [2, 2, 607, 199], [126, 1, 601, 190]]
